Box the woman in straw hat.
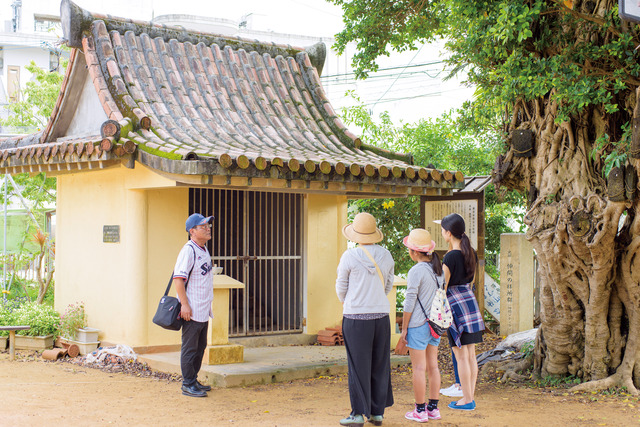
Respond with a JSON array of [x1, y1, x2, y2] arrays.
[[336, 212, 395, 427], [400, 229, 444, 422], [436, 213, 484, 411]]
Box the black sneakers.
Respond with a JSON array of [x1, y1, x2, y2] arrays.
[[196, 380, 212, 392], [181, 384, 207, 397]]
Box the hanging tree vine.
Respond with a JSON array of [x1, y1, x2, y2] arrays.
[[330, 0, 640, 392]]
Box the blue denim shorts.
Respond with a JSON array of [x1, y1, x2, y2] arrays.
[[407, 322, 441, 350]]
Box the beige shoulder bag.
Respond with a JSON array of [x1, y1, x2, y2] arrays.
[[360, 246, 385, 287]]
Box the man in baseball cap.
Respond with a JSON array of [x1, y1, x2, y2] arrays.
[[185, 213, 213, 232], [174, 213, 215, 397]]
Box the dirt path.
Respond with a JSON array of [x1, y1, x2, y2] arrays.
[[1, 352, 638, 426]]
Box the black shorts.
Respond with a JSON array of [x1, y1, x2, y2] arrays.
[[448, 330, 483, 347]]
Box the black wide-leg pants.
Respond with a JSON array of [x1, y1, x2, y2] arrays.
[[181, 320, 208, 387], [342, 316, 394, 417]]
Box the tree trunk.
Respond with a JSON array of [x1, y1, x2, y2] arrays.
[[494, 97, 640, 394]]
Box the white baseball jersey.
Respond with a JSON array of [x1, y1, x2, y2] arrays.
[[173, 240, 214, 322]]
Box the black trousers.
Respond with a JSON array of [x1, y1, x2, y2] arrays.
[[181, 320, 208, 386], [342, 316, 394, 418]]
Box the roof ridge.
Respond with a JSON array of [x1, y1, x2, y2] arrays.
[[60, 0, 327, 72]]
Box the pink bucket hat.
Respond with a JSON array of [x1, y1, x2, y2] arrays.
[[402, 228, 436, 253]]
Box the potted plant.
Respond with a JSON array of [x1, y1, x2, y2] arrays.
[[59, 302, 100, 355], [12, 301, 60, 350]]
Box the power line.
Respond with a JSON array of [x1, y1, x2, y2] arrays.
[[373, 45, 425, 108], [319, 60, 446, 79], [333, 86, 473, 107], [320, 70, 455, 87]]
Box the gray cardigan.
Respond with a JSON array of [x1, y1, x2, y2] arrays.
[[335, 245, 395, 315], [403, 262, 444, 328]]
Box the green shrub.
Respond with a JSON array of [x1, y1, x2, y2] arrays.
[[396, 286, 406, 312], [12, 301, 60, 337], [0, 298, 23, 336]]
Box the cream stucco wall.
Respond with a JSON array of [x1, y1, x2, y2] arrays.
[[304, 193, 347, 334], [146, 187, 189, 346], [55, 164, 184, 346], [56, 168, 352, 347]]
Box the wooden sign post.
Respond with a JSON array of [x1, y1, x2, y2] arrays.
[[499, 234, 535, 335], [422, 187, 485, 313]]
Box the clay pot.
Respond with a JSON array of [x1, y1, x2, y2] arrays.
[[630, 117, 640, 159], [511, 129, 534, 157], [625, 164, 637, 201], [608, 166, 625, 202], [570, 211, 592, 237]]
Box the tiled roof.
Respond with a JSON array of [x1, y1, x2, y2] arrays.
[[0, 0, 464, 193]]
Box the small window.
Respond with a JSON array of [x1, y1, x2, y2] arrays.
[[34, 15, 61, 33], [7, 65, 20, 102]]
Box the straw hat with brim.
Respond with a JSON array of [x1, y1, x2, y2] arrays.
[[403, 228, 436, 253], [342, 212, 384, 244]]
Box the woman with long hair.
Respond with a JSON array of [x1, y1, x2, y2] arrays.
[[400, 229, 444, 422], [437, 213, 484, 411]]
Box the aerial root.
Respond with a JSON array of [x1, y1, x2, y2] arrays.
[[481, 357, 533, 382], [569, 372, 639, 395]]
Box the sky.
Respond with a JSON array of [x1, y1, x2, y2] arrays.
[[42, 0, 475, 124]]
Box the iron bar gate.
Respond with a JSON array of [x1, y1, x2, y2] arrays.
[[189, 188, 303, 336]]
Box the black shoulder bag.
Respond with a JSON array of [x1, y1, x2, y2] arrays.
[[152, 246, 196, 330]]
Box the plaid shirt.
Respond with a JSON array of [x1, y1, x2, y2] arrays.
[[446, 284, 485, 348]]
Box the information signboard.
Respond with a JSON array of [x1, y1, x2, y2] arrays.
[[620, 0, 640, 22], [424, 200, 478, 251], [103, 225, 120, 243]]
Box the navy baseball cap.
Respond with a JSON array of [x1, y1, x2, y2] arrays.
[[185, 213, 213, 231]]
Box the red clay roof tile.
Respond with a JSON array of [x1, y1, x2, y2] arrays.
[[0, 2, 464, 193]]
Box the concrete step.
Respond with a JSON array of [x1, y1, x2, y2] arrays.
[[139, 345, 409, 388]]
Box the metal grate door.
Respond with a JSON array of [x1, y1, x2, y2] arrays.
[[189, 188, 303, 336]]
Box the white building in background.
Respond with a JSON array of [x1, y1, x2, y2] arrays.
[[0, 0, 69, 133]]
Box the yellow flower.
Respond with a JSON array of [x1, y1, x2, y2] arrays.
[[382, 201, 395, 210]]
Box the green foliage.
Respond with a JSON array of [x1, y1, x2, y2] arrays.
[[589, 122, 631, 178], [485, 262, 499, 282], [59, 302, 87, 340], [1, 60, 66, 130], [340, 97, 525, 276], [11, 301, 60, 337], [350, 197, 420, 275], [330, 0, 640, 167], [0, 173, 57, 207], [396, 286, 406, 312], [484, 185, 525, 279], [520, 340, 535, 358], [341, 93, 499, 174], [535, 374, 583, 388], [0, 276, 54, 303], [0, 298, 21, 336]]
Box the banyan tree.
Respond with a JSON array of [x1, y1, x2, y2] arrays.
[[331, 0, 640, 392]]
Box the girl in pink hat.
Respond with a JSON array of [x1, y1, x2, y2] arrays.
[[400, 228, 444, 422]]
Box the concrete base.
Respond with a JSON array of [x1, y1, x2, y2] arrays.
[[204, 344, 244, 365], [139, 345, 410, 388], [230, 333, 317, 348]]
